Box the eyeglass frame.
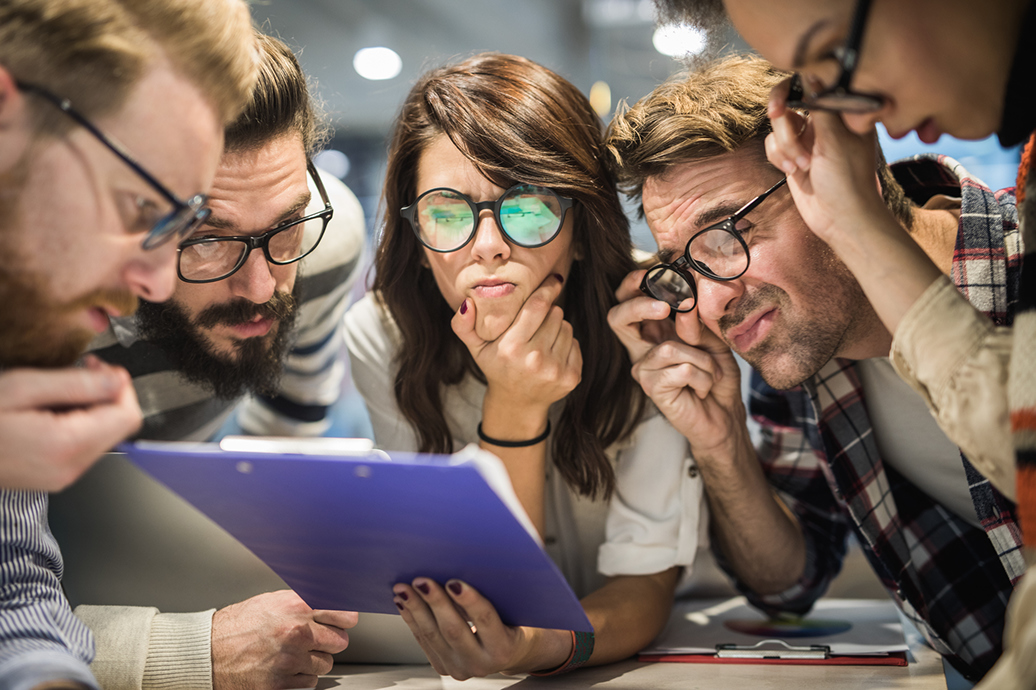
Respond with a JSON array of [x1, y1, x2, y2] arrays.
[[400, 183, 574, 253], [16, 80, 212, 249], [176, 160, 333, 284], [640, 177, 788, 313], [785, 0, 885, 114]]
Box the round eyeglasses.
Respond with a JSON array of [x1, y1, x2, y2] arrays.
[[641, 177, 787, 313], [401, 183, 573, 253], [784, 0, 884, 115], [177, 162, 333, 283]]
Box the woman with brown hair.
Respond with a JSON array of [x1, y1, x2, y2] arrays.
[[343, 53, 703, 677]]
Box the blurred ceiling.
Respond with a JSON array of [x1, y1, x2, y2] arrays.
[[249, 0, 745, 137]]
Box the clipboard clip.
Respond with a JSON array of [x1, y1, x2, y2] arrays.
[[715, 639, 831, 659]]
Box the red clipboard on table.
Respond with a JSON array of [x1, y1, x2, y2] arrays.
[[118, 437, 592, 633], [639, 597, 908, 666]]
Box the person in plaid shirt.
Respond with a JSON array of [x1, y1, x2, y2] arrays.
[[605, 55, 1023, 681]]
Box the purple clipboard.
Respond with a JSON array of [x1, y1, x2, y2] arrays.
[[118, 439, 592, 633]]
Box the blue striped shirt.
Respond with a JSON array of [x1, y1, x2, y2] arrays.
[[0, 490, 98, 689]]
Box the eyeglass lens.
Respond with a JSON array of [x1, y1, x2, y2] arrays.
[[178, 216, 325, 282], [413, 184, 566, 251], [644, 265, 697, 312]]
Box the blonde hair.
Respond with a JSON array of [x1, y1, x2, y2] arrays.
[[0, 0, 257, 129]]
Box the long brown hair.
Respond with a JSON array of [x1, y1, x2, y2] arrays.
[[374, 53, 644, 499]]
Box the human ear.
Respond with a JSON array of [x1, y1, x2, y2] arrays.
[[0, 66, 34, 173]]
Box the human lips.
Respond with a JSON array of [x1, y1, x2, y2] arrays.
[[724, 307, 777, 353], [84, 303, 135, 334], [914, 118, 942, 144], [472, 278, 516, 299], [226, 313, 274, 338]]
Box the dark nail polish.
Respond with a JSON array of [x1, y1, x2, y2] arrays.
[[554, 273, 564, 284], [395, 601, 404, 611], [448, 581, 463, 596], [398, 590, 408, 601], [415, 582, 431, 595], [460, 300, 468, 315]]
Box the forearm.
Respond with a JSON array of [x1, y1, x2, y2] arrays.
[[479, 393, 550, 536], [505, 569, 680, 674], [580, 569, 680, 664], [697, 433, 806, 595]]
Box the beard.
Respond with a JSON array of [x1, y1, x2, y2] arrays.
[[0, 148, 139, 368], [718, 274, 867, 391], [135, 284, 300, 400], [0, 264, 137, 368]]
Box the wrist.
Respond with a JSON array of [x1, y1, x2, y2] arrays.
[[480, 396, 551, 441], [504, 627, 573, 675]]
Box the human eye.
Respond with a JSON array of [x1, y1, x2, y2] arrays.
[[118, 193, 166, 235]]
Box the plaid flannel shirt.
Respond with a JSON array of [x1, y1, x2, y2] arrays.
[[745, 155, 1026, 681]]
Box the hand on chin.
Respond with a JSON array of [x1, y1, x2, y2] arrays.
[[473, 303, 519, 342]]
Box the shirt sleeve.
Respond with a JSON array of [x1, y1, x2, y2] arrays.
[[75, 605, 214, 690], [598, 410, 704, 577], [716, 374, 850, 617], [342, 295, 420, 451], [890, 273, 1015, 500], [237, 169, 367, 438], [0, 490, 98, 690]]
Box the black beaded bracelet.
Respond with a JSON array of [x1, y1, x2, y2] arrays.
[[477, 420, 551, 448]]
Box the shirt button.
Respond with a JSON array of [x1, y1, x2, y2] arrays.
[[688, 465, 699, 479]]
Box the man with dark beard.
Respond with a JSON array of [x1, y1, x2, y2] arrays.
[[50, 34, 366, 690], [87, 38, 365, 443], [605, 56, 1022, 682]]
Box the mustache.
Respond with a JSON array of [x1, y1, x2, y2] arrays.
[[64, 287, 138, 317], [194, 290, 297, 329], [717, 284, 784, 337]]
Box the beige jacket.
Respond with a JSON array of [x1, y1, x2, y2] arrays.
[[890, 273, 1015, 500], [890, 273, 1034, 689]]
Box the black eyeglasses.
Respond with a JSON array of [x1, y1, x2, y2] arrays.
[[401, 183, 573, 253], [641, 177, 787, 313], [17, 80, 211, 249], [785, 0, 885, 114], [177, 161, 333, 283]]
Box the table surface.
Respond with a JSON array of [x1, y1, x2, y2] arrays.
[[320, 628, 947, 690]]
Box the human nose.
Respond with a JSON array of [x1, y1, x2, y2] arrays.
[[227, 246, 277, 303], [469, 210, 510, 262], [840, 104, 887, 136], [694, 273, 745, 323], [122, 242, 178, 303]]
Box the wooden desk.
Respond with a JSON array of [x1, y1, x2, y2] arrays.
[[321, 629, 946, 690]]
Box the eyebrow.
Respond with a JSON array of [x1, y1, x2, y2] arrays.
[[692, 203, 743, 230], [792, 18, 832, 69], [204, 191, 313, 233]]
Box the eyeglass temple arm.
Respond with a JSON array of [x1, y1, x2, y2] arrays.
[[16, 80, 182, 207], [837, 0, 872, 86], [732, 177, 788, 221]]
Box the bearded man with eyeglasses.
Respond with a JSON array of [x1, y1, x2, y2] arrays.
[[605, 55, 1023, 682]]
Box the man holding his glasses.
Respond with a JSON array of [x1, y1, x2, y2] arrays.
[[51, 34, 366, 690], [605, 55, 1022, 681], [0, 1, 256, 688]]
